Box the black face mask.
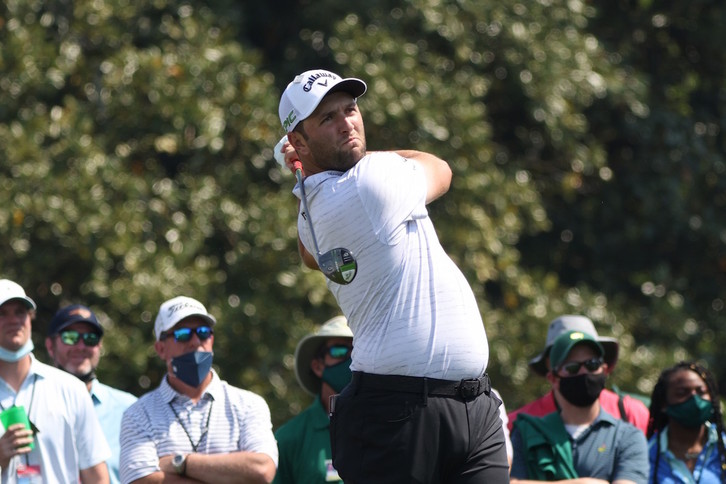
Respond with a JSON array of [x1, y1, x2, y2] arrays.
[[558, 373, 606, 407]]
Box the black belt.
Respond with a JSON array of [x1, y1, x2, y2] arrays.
[[351, 371, 491, 400]]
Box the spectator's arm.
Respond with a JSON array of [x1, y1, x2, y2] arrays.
[[80, 462, 110, 484], [181, 451, 276, 484]]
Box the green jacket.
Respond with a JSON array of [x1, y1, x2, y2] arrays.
[[513, 412, 578, 481]]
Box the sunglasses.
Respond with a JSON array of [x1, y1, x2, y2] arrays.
[[323, 344, 353, 359], [558, 357, 603, 376], [59, 330, 101, 347], [160, 326, 213, 343]]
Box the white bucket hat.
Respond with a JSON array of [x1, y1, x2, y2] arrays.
[[294, 315, 354, 395]]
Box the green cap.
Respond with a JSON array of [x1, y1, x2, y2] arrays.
[[549, 330, 604, 371]]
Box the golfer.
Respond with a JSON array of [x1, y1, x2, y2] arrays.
[[277, 69, 509, 483]]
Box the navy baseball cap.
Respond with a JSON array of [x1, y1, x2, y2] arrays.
[[48, 304, 104, 336]]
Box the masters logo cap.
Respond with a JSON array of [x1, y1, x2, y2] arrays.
[[548, 330, 604, 371], [278, 69, 367, 133], [154, 296, 217, 341], [0, 279, 36, 310], [528, 315, 619, 376]]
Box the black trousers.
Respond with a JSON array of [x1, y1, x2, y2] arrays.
[[330, 372, 510, 484]]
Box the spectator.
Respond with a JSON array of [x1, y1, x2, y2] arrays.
[[119, 295, 277, 483], [0, 279, 110, 483], [508, 315, 650, 434], [276, 69, 508, 482], [510, 330, 648, 483], [45, 304, 137, 484], [273, 315, 353, 484], [646, 361, 726, 483]]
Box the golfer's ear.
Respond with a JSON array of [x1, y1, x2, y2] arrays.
[[287, 131, 309, 156]]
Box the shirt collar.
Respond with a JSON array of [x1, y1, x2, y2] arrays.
[[659, 422, 719, 453], [89, 378, 102, 404], [159, 369, 221, 404]]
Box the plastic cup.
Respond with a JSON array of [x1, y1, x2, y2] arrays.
[[0, 406, 34, 449]]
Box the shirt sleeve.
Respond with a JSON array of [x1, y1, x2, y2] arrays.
[[237, 391, 279, 466], [119, 401, 160, 483], [356, 152, 428, 245], [73, 380, 112, 470], [613, 422, 649, 482]]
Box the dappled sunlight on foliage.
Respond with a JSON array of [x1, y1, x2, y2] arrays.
[[1, 0, 725, 426]]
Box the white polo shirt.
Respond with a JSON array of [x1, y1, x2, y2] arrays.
[[294, 152, 489, 380], [0, 354, 111, 484], [119, 370, 278, 484]]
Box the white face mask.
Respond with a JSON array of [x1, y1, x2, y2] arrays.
[[0, 339, 34, 362]]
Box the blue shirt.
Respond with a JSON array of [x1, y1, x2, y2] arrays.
[[0, 355, 110, 484], [648, 424, 726, 484], [91, 379, 137, 484], [511, 409, 648, 483]]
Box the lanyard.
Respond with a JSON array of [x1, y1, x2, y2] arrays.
[[0, 374, 39, 468], [168, 399, 214, 452], [0, 373, 39, 415]]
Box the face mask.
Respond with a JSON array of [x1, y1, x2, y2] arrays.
[[321, 357, 352, 393], [171, 351, 213, 388], [558, 373, 606, 407], [0, 339, 34, 363], [666, 394, 713, 428]]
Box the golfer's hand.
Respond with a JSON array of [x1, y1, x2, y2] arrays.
[[0, 424, 33, 467], [274, 136, 302, 175]]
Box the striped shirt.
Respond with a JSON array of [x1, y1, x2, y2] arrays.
[[294, 152, 489, 380], [119, 370, 278, 483]]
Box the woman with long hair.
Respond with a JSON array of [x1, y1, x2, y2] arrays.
[[647, 361, 726, 483]]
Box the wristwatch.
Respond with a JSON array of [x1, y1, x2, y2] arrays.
[[172, 453, 187, 475]]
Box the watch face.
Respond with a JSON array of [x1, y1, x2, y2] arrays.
[[172, 454, 185, 471]]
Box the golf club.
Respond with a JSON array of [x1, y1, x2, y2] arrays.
[[274, 136, 358, 285]]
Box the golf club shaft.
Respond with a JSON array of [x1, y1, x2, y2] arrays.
[[295, 164, 322, 257]]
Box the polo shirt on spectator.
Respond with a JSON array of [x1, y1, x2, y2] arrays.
[[511, 409, 648, 483], [119, 370, 278, 483]]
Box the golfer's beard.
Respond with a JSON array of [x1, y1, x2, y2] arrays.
[[332, 141, 366, 171]]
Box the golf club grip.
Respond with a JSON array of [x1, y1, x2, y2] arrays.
[[293, 159, 302, 172]]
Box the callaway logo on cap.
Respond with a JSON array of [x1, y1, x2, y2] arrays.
[[278, 69, 367, 133]]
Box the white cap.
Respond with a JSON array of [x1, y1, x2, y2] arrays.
[[278, 69, 367, 132], [0, 279, 36, 310], [154, 296, 217, 341]]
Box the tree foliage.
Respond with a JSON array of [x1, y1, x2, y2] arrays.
[[1, 0, 724, 427]]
